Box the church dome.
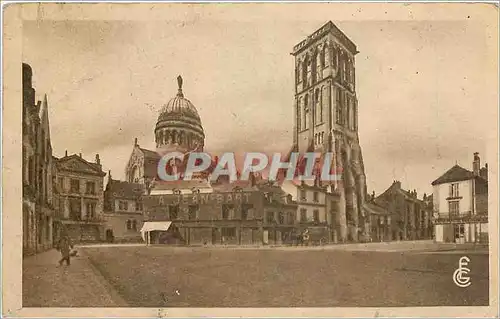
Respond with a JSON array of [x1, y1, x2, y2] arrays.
[[155, 76, 205, 154]]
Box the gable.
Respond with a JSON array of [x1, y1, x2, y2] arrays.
[[431, 165, 474, 186], [127, 146, 146, 170], [57, 156, 105, 176]]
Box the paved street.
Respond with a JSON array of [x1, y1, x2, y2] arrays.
[[23, 241, 489, 308], [22, 248, 127, 307]]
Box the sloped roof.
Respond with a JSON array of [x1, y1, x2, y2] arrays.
[[56, 154, 106, 176], [363, 202, 390, 216], [107, 179, 144, 198], [140, 147, 161, 159], [431, 165, 475, 186]]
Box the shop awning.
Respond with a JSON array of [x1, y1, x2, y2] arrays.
[[140, 221, 172, 241]]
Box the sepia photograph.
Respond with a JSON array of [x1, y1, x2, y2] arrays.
[[2, 2, 499, 317]]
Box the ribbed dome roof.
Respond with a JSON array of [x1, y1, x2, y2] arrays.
[[157, 76, 201, 121], [155, 76, 205, 142]]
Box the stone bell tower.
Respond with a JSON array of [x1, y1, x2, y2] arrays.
[[291, 21, 368, 242]]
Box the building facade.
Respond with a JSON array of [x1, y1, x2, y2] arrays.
[[144, 184, 298, 246], [53, 152, 106, 242], [373, 181, 432, 241], [431, 153, 488, 243], [22, 63, 55, 256], [291, 21, 369, 242], [103, 174, 145, 242], [281, 180, 342, 243]]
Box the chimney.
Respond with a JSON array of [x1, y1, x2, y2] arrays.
[[480, 163, 488, 181], [473, 152, 480, 176], [134, 138, 138, 146], [65, 150, 68, 157], [79, 153, 82, 158], [95, 154, 100, 165]]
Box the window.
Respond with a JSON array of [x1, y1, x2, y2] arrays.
[[300, 208, 307, 222], [70, 199, 81, 220], [336, 89, 342, 124], [58, 177, 64, 190], [297, 98, 302, 131], [126, 219, 132, 230], [241, 204, 253, 220], [300, 190, 307, 201], [70, 179, 80, 193], [449, 183, 459, 197], [278, 212, 285, 224], [169, 205, 179, 220], [221, 227, 236, 238], [132, 220, 137, 231], [313, 192, 319, 203], [28, 157, 34, 185], [86, 181, 96, 195], [304, 94, 309, 129], [59, 198, 64, 216], [86, 202, 96, 219], [188, 205, 199, 220], [346, 95, 351, 129], [313, 209, 320, 222], [45, 216, 50, 241], [221, 204, 234, 220], [136, 201, 143, 211], [266, 212, 275, 224], [119, 201, 129, 211], [449, 201, 460, 217]]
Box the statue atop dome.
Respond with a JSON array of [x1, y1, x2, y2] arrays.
[[155, 75, 205, 155], [177, 75, 183, 97]]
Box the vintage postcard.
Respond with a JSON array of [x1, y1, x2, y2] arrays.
[[2, 2, 499, 318]]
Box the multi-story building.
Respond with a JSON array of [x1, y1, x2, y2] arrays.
[[22, 63, 55, 256], [364, 195, 392, 242], [431, 152, 488, 243], [144, 181, 298, 246], [374, 181, 432, 241], [53, 152, 106, 242], [281, 180, 341, 243], [290, 21, 369, 242], [103, 173, 145, 242]]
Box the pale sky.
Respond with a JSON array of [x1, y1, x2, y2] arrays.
[[22, 4, 498, 196]]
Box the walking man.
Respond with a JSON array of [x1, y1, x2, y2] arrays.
[[57, 235, 74, 266]]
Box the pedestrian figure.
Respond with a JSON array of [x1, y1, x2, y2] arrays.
[[57, 235, 74, 266]]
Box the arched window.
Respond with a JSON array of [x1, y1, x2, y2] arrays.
[[346, 95, 351, 129], [322, 86, 327, 122], [126, 219, 131, 230], [320, 47, 326, 69], [164, 130, 170, 144], [314, 89, 320, 123], [297, 98, 302, 131], [171, 131, 177, 144], [311, 51, 319, 83], [353, 100, 358, 131], [303, 55, 309, 86], [304, 94, 309, 129], [341, 54, 347, 82], [324, 44, 330, 67], [297, 62, 302, 84], [157, 130, 163, 146], [332, 46, 338, 69], [336, 89, 342, 125], [132, 219, 137, 231]]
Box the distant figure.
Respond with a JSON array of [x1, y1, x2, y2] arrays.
[[57, 235, 74, 266]]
